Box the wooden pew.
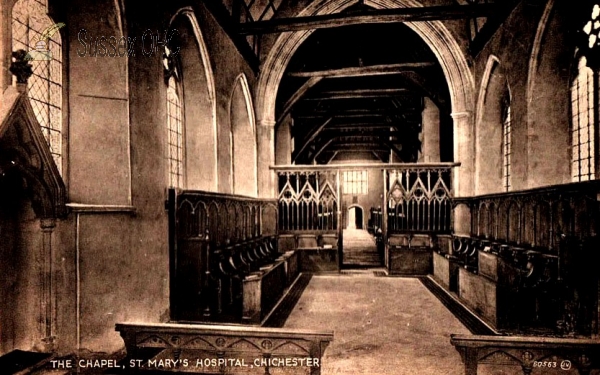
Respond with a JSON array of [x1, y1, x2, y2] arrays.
[[116, 322, 333, 375], [387, 233, 433, 275], [277, 232, 339, 272], [451, 334, 600, 375], [242, 260, 288, 324]]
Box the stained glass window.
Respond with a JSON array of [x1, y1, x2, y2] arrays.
[[12, 0, 63, 174]]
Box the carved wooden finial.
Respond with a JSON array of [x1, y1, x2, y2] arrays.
[[10, 49, 33, 86]]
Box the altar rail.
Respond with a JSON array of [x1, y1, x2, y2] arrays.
[[451, 334, 600, 375], [116, 322, 333, 375]]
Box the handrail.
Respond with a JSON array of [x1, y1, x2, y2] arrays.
[[451, 334, 600, 347], [271, 162, 461, 171], [452, 180, 600, 250], [175, 188, 277, 203], [116, 322, 334, 339], [454, 180, 600, 202]]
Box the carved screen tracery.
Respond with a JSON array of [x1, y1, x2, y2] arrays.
[[277, 171, 339, 231], [386, 168, 452, 233]]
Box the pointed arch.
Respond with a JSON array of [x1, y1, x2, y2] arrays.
[[475, 55, 501, 129], [475, 56, 511, 194], [256, 0, 474, 124], [255, 0, 475, 197], [526, 0, 555, 111], [230, 73, 258, 197], [168, 7, 218, 191]]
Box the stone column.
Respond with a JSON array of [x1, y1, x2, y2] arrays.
[[452, 111, 474, 236], [421, 97, 441, 162], [39, 218, 56, 352], [452, 111, 475, 197], [275, 115, 292, 165], [257, 120, 276, 198]]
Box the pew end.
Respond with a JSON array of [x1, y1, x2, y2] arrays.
[[450, 334, 600, 375]]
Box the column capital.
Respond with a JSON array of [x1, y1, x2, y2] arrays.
[[40, 218, 56, 231], [450, 111, 473, 120], [257, 119, 276, 128]]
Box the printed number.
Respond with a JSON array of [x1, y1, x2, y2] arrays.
[[533, 361, 557, 367]]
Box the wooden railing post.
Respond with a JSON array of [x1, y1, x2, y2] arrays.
[[202, 229, 211, 318], [167, 188, 178, 320], [382, 169, 388, 268], [336, 170, 343, 269]]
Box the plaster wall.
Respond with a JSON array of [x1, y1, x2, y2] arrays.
[[472, 1, 573, 193], [20, 0, 261, 354]]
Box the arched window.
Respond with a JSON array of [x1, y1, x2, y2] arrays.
[[570, 56, 595, 181], [12, 0, 63, 174], [165, 47, 184, 188], [501, 89, 512, 191]]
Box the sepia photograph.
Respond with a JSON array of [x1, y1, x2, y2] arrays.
[[1, 0, 600, 374]]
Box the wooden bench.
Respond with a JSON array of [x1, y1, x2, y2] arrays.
[[433, 235, 560, 330], [242, 259, 289, 324], [451, 334, 600, 375], [387, 233, 433, 275], [116, 322, 333, 375], [277, 233, 339, 272]]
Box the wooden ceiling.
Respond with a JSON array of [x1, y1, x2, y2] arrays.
[[275, 15, 452, 164]]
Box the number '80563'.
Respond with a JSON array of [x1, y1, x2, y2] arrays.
[[533, 361, 557, 368]]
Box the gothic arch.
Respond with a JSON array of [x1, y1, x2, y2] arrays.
[[475, 55, 510, 195], [523, 0, 571, 187], [475, 55, 501, 129], [168, 8, 218, 191], [255, 0, 475, 197], [230, 73, 258, 197], [255, 0, 474, 122], [526, 0, 555, 111]]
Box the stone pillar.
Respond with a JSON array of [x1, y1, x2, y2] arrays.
[[421, 97, 441, 163], [452, 111, 474, 236], [39, 218, 56, 352], [257, 120, 276, 198], [275, 115, 292, 165], [452, 111, 475, 197]]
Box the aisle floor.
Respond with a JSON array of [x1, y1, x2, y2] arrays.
[[283, 274, 471, 375]]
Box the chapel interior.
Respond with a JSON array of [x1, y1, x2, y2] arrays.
[[1, 0, 600, 374]]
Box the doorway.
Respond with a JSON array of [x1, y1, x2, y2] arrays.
[[347, 205, 364, 230], [343, 204, 381, 267]]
